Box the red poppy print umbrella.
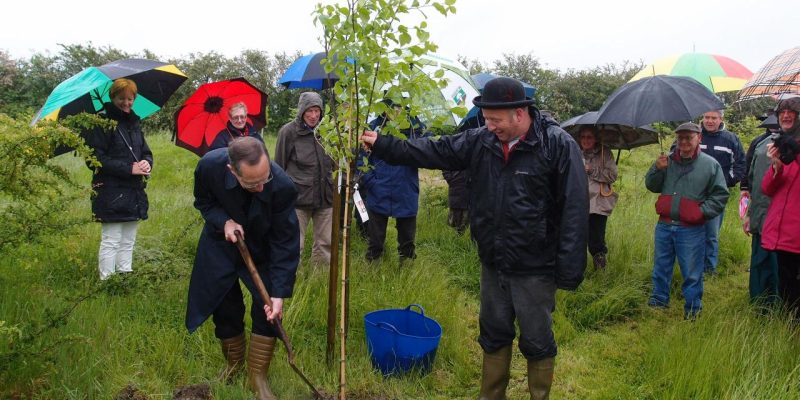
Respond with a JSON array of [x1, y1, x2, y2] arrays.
[[174, 78, 268, 156]]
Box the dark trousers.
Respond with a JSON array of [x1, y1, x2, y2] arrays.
[[212, 279, 276, 339], [366, 211, 416, 260], [588, 213, 608, 256], [448, 207, 469, 234], [477, 266, 557, 360], [777, 251, 800, 316]]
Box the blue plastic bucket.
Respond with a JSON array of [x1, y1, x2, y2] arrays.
[[363, 304, 443, 376]]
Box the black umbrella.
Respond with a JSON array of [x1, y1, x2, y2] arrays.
[[561, 111, 659, 150], [595, 75, 725, 127]]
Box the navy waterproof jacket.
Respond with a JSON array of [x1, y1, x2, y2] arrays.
[[700, 123, 746, 188], [185, 148, 299, 333], [360, 116, 429, 218]]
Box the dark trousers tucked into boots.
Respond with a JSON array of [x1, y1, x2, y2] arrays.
[[478, 345, 512, 400], [219, 333, 246, 382], [248, 333, 277, 400], [527, 357, 554, 400]]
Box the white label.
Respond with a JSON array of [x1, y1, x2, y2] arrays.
[[352, 187, 369, 223]]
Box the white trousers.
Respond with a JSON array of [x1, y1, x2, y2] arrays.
[[98, 221, 139, 280]]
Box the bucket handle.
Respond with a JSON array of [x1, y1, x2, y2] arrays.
[[376, 321, 400, 333], [405, 304, 425, 316]]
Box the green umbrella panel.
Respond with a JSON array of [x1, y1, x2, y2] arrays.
[[32, 59, 186, 124]]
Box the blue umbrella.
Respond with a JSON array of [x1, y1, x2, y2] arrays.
[[457, 106, 484, 132], [278, 52, 339, 90], [471, 73, 536, 98]]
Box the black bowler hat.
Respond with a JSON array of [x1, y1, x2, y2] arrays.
[[472, 77, 535, 109]]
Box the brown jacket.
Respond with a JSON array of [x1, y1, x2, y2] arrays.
[[583, 145, 618, 216], [275, 92, 335, 209]]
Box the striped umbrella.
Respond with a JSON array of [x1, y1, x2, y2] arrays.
[[629, 53, 752, 93], [32, 58, 187, 124], [737, 46, 800, 102], [278, 52, 339, 90]]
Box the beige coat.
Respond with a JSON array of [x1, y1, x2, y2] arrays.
[[583, 145, 618, 216]]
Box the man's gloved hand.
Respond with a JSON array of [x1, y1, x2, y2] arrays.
[[774, 134, 800, 165]]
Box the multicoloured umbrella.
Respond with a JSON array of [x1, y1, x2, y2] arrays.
[[629, 53, 752, 93], [407, 53, 481, 126], [173, 78, 269, 156], [278, 52, 339, 90], [737, 46, 800, 101], [32, 59, 187, 124]]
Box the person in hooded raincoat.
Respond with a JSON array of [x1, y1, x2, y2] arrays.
[[275, 92, 335, 266]]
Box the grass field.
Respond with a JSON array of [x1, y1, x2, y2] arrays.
[[1, 132, 798, 399]]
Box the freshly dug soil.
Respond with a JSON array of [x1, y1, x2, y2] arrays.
[[114, 384, 149, 400], [172, 383, 212, 400]]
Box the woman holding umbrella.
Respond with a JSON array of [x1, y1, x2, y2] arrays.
[[85, 78, 153, 280], [578, 127, 618, 269], [209, 102, 263, 151]]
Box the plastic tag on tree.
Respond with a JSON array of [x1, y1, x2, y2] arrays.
[[353, 185, 369, 223]]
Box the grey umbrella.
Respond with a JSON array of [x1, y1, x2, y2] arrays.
[[596, 75, 725, 127], [561, 111, 659, 150]]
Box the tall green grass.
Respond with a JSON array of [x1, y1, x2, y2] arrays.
[[0, 133, 796, 399]]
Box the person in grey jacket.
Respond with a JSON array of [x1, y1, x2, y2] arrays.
[[275, 92, 335, 266]]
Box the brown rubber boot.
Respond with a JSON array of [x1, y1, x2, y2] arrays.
[[247, 333, 277, 400], [219, 333, 246, 383], [478, 345, 512, 400], [527, 357, 554, 400]]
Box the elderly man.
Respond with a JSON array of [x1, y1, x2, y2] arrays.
[[699, 110, 745, 275], [361, 77, 588, 400], [646, 122, 729, 319], [186, 137, 300, 400], [275, 92, 335, 266]]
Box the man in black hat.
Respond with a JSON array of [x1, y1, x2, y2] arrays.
[[361, 77, 588, 400]]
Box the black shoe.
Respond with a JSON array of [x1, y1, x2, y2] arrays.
[[592, 253, 607, 269]]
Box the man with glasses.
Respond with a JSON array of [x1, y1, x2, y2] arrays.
[[645, 122, 729, 319], [186, 137, 300, 399]]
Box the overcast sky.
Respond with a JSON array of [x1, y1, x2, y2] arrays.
[[2, 0, 796, 73]]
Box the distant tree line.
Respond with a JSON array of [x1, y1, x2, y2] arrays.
[[0, 43, 773, 135]]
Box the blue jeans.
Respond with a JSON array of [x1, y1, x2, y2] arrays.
[[649, 223, 705, 315], [704, 210, 725, 273]]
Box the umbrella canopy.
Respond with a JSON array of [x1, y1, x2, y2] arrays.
[[471, 73, 537, 98], [278, 52, 339, 90], [32, 58, 187, 124], [629, 53, 752, 93], [407, 53, 481, 126], [737, 46, 800, 101], [561, 111, 659, 150], [174, 78, 269, 156], [457, 106, 485, 132], [596, 75, 725, 127]]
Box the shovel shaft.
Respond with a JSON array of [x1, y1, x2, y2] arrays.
[[233, 231, 326, 399]]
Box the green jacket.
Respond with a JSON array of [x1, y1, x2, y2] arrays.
[[746, 133, 779, 233], [645, 148, 729, 226]]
